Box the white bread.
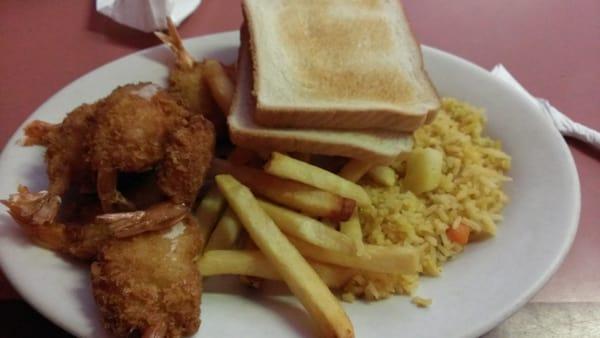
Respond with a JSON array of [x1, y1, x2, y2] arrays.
[[242, 0, 440, 132], [227, 31, 414, 164]]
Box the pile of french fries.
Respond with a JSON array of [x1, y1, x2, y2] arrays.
[[194, 150, 419, 338], [198, 59, 422, 337]]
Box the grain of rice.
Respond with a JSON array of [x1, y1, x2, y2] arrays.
[[342, 98, 511, 304]]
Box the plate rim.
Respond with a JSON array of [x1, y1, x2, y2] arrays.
[[0, 30, 581, 338], [422, 45, 581, 338]]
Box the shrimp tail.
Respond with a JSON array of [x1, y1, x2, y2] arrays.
[[98, 202, 188, 238], [1, 186, 67, 251], [1, 185, 61, 226], [154, 17, 196, 70]]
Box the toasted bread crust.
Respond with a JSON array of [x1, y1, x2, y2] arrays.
[[252, 106, 429, 132], [242, 0, 440, 132], [228, 27, 414, 164], [229, 127, 408, 164]]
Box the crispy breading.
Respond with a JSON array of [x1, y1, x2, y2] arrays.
[[157, 114, 216, 205], [89, 84, 189, 172], [82, 83, 215, 211], [15, 104, 97, 224], [168, 62, 228, 140], [91, 216, 203, 338]]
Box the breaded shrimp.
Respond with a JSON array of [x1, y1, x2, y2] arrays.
[[90, 84, 189, 174], [157, 114, 215, 205], [89, 83, 182, 211], [23, 120, 57, 147], [91, 215, 203, 338], [4, 80, 213, 338], [11, 82, 214, 218], [19, 104, 96, 224], [87, 82, 214, 212], [155, 18, 227, 139], [1, 186, 187, 260]]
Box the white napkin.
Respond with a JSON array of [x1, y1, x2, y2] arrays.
[[96, 0, 202, 32], [491, 64, 600, 150]]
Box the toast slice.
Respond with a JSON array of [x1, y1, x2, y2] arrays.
[[242, 0, 440, 132], [228, 32, 414, 164]]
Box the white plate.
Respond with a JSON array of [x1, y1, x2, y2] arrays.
[[0, 31, 580, 338]]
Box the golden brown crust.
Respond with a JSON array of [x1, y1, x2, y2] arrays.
[[229, 127, 401, 164], [167, 64, 217, 119], [157, 114, 216, 206], [393, 0, 441, 125], [43, 103, 97, 196], [91, 218, 202, 338], [242, 0, 440, 131], [253, 106, 428, 132], [89, 83, 189, 172], [229, 30, 414, 164]]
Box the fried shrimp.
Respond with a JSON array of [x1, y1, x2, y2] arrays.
[[6, 56, 214, 338], [2, 187, 201, 338], [88, 83, 189, 211], [88, 83, 215, 210], [19, 104, 97, 224], [157, 114, 216, 205], [1, 186, 187, 260], [14, 81, 215, 218], [22, 120, 57, 147], [91, 215, 203, 338], [155, 18, 227, 140]]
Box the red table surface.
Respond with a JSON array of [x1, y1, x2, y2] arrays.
[[0, 0, 598, 333]]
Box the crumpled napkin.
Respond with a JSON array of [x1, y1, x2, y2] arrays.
[[491, 64, 600, 150], [96, 0, 201, 32]]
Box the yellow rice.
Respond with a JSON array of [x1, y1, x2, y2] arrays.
[[342, 97, 511, 301]]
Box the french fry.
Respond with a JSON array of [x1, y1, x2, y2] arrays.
[[204, 59, 235, 115], [198, 250, 356, 289], [310, 263, 356, 290], [339, 212, 367, 257], [204, 208, 243, 251], [194, 185, 227, 246], [257, 200, 357, 255], [289, 237, 419, 275], [338, 159, 372, 182], [199, 250, 279, 279], [212, 159, 355, 221], [215, 175, 354, 338], [265, 152, 371, 206], [237, 231, 264, 288], [367, 165, 397, 187]]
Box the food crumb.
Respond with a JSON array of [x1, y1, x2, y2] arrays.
[[411, 296, 432, 308]]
